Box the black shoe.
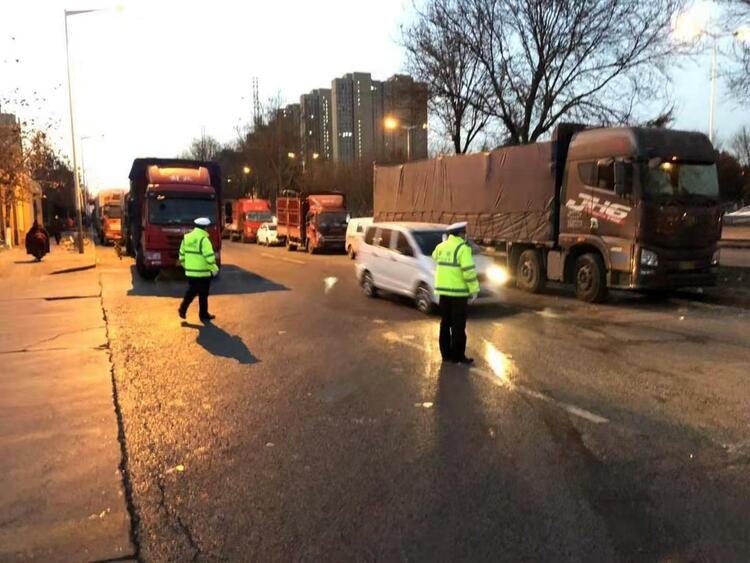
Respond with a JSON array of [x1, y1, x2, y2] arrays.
[[178, 308, 186, 319], [453, 357, 474, 365], [199, 314, 216, 323]]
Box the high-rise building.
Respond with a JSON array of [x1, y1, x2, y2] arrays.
[[382, 74, 429, 162], [302, 71, 428, 165], [300, 89, 332, 163]]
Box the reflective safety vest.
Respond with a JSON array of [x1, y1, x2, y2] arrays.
[[432, 234, 480, 297], [179, 227, 219, 278]]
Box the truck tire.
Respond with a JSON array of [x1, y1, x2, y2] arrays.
[[575, 253, 608, 303], [241, 232, 248, 244], [516, 249, 546, 293], [362, 271, 377, 298], [135, 249, 159, 281], [286, 239, 297, 252]]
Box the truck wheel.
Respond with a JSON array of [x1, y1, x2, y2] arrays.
[[135, 250, 158, 281], [575, 253, 608, 303], [362, 271, 377, 298], [516, 249, 546, 293], [415, 284, 435, 314], [241, 232, 248, 244], [286, 240, 297, 252]]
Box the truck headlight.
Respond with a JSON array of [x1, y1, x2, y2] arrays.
[[712, 249, 720, 265], [486, 265, 509, 285], [640, 249, 659, 268]]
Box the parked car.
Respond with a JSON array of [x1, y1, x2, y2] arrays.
[[257, 222, 280, 246], [355, 222, 509, 313], [345, 216, 373, 259], [724, 205, 750, 226]]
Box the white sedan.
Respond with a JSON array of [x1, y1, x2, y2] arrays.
[[257, 223, 280, 246]]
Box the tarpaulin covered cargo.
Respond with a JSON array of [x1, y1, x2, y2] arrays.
[[373, 142, 557, 245]]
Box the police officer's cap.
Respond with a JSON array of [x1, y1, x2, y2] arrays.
[[194, 217, 211, 227], [446, 221, 468, 234]]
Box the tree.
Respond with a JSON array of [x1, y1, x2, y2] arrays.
[[403, 0, 491, 153], [432, 0, 682, 145], [181, 131, 222, 161], [725, 0, 750, 102], [731, 125, 750, 167], [717, 150, 747, 203]]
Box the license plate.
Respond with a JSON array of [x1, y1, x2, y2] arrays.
[[679, 261, 696, 270]]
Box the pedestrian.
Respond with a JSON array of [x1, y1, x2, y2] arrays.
[[178, 217, 219, 322], [432, 221, 480, 364], [24, 221, 50, 261], [49, 217, 61, 245]]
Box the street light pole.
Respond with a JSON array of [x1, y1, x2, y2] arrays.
[[64, 10, 85, 253], [709, 35, 718, 143]]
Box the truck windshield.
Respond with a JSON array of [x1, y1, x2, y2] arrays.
[[317, 212, 348, 229], [643, 162, 719, 203], [149, 197, 216, 225], [246, 212, 273, 222], [104, 205, 121, 219]]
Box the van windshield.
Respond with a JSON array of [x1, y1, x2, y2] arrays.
[[412, 231, 447, 256]]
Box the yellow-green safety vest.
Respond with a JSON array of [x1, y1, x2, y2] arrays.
[[179, 227, 219, 278], [432, 234, 480, 297]]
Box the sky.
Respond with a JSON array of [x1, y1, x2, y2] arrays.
[[1, 0, 747, 193]]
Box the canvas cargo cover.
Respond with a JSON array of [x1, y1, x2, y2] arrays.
[[374, 142, 557, 244]]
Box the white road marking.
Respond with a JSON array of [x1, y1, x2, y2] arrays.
[[261, 252, 305, 265], [382, 332, 609, 425]]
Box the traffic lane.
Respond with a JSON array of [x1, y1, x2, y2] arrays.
[[98, 246, 750, 560], [98, 247, 618, 561]]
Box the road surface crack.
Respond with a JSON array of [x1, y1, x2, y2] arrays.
[[98, 277, 141, 562]]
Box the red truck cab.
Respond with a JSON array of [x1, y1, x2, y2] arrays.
[[229, 198, 273, 243], [125, 160, 223, 280], [276, 191, 347, 253]]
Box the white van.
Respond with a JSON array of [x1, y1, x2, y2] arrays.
[[355, 222, 508, 313], [345, 217, 373, 259]]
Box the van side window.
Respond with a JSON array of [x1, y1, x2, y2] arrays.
[[378, 228, 393, 249], [395, 232, 414, 257], [364, 226, 376, 245], [596, 160, 614, 191], [356, 224, 363, 233], [578, 162, 596, 186]]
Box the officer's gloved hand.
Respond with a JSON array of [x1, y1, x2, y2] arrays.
[[469, 294, 478, 304]]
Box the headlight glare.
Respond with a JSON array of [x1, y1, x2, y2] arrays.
[[640, 249, 659, 268], [486, 265, 509, 285]]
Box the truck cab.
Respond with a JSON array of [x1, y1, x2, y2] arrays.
[[556, 127, 721, 300]]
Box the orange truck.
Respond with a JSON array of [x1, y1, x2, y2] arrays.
[[94, 189, 125, 245], [227, 198, 273, 243], [276, 190, 347, 253]]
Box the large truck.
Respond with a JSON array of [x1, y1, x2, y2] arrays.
[[373, 124, 723, 302], [124, 158, 223, 280], [276, 191, 347, 253], [227, 198, 273, 243], [94, 189, 125, 245]]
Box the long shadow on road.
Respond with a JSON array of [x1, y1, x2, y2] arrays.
[[127, 264, 288, 298], [181, 321, 258, 364]]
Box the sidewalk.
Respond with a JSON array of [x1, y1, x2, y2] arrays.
[[0, 245, 135, 561]]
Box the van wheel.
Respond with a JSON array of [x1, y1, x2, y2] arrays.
[[348, 245, 355, 260], [516, 249, 546, 293], [415, 284, 435, 314], [575, 253, 608, 303], [362, 271, 377, 298]]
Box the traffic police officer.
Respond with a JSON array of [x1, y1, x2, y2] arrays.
[[432, 221, 480, 364], [178, 217, 219, 322]]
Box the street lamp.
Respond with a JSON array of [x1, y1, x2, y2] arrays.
[[384, 116, 428, 161], [243, 165, 251, 175], [64, 7, 114, 253], [287, 152, 296, 159], [672, 6, 750, 143], [312, 152, 320, 160]]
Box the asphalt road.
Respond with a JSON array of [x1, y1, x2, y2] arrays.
[[97, 242, 750, 562]]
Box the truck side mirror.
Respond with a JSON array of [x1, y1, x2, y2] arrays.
[[614, 161, 630, 197]]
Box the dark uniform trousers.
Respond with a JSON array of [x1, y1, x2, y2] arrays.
[[439, 295, 468, 361], [180, 277, 211, 318]]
